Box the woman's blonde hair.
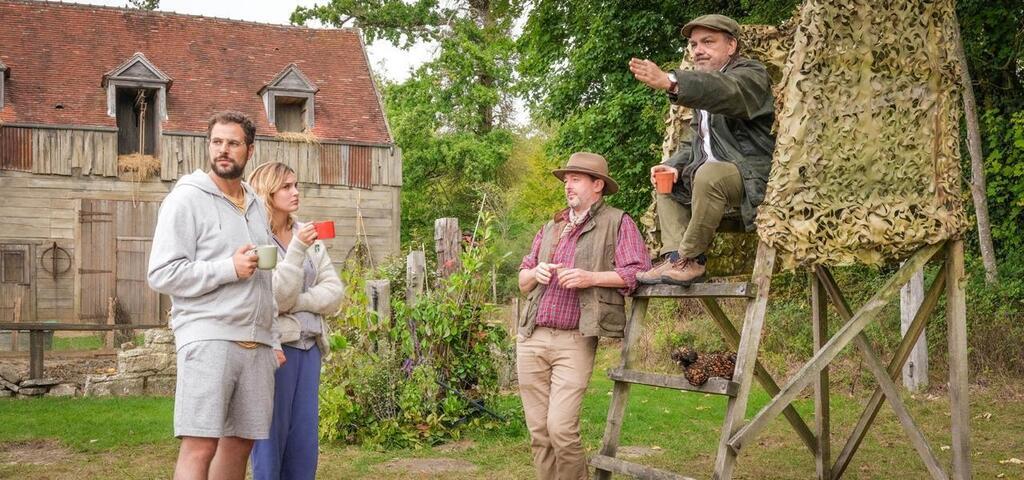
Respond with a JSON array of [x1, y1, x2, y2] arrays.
[[247, 161, 297, 234]]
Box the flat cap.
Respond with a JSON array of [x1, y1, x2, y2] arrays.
[[681, 14, 740, 38]]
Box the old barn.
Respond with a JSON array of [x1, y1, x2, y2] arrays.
[[0, 0, 401, 330]]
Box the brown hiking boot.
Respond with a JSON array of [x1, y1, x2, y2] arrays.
[[661, 257, 707, 286], [636, 257, 676, 284]]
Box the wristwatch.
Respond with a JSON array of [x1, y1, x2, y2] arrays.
[[666, 71, 678, 93]]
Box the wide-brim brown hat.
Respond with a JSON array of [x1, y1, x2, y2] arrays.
[[681, 14, 740, 38], [552, 152, 619, 195]]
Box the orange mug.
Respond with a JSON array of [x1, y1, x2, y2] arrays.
[[313, 221, 335, 239], [654, 170, 675, 194]]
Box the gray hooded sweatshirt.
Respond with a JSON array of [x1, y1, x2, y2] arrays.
[[147, 169, 278, 351]]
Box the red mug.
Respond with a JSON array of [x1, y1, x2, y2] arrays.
[[313, 221, 335, 239]]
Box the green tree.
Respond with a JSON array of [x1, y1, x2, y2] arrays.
[[955, 0, 1024, 252], [293, 1, 524, 243], [126, 0, 158, 10]]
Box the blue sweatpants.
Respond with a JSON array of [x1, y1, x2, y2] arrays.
[[251, 344, 322, 480]]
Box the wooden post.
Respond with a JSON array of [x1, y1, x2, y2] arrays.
[[365, 280, 392, 323], [900, 266, 928, 392], [945, 240, 972, 480], [10, 296, 21, 352], [406, 250, 426, 305], [104, 296, 116, 349], [29, 330, 44, 380], [714, 241, 776, 479], [435, 218, 461, 278], [595, 297, 650, 480], [365, 279, 391, 354], [810, 269, 831, 480]]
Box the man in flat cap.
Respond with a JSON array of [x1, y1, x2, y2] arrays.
[[516, 152, 650, 479], [629, 14, 775, 285]]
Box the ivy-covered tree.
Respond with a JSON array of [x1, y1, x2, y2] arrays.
[[292, 1, 523, 243]]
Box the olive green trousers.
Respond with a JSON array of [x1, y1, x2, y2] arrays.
[[657, 161, 743, 259]]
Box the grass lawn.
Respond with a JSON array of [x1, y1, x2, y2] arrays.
[[1, 345, 1022, 479]]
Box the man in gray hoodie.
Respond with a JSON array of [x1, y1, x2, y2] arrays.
[[148, 111, 279, 480]]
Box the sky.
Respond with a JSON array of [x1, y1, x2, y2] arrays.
[[68, 0, 436, 83]]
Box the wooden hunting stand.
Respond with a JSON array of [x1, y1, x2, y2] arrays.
[[590, 240, 971, 480]]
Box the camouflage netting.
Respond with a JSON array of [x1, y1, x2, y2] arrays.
[[644, 21, 796, 276], [756, 0, 968, 269]]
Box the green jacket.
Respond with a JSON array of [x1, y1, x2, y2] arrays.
[[664, 56, 775, 232]]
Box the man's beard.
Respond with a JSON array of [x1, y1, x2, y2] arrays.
[[566, 194, 581, 209], [211, 156, 245, 179]]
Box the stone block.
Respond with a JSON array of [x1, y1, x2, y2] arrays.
[[85, 375, 144, 397], [0, 389, 12, 397], [119, 351, 174, 374], [144, 376, 176, 396], [144, 328, 175, 346], [17, 387, 47, 396], [0, 364, 25, 384], [0, 377, 20, 393], [46, 383, 79, 397], [21, 377, 59, 388]]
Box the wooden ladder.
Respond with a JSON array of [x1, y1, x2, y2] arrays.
[[592, 242, 818, 479], [591, 240, 972, 480]]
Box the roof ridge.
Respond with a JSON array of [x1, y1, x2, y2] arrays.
[[5, 0, 362, 33]]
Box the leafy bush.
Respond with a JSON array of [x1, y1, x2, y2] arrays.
[[319, 214, 514, 449]]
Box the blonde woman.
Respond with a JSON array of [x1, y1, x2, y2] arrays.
[[247, 162, 343, 480]]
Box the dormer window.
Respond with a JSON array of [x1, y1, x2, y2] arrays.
[[0, 61, 8, 111], [102, 53, 172, 156], [259, 64, 318, 133]]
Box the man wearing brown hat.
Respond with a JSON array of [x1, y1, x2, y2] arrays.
[[628, 14, 775, 285], [516, 152, 650, 479]]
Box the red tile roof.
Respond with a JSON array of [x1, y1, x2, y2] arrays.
[[0, 0, 392, 144]]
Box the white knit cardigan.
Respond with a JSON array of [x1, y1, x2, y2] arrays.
[[273, 230, 344, 353]]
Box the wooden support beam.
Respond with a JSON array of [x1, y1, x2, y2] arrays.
[[590, 454, 697, 480], [817, 267, 948, 479], [727, 242, 942, 454], [820, 264, 946, 479], [607, 368, 737, 396], [634, 282, 755, 299], [851, 334, 948, 480], [945, 240, 972, 480], [811, 271, 831, 480], [595, 297, 649, 480], [699, 298, 817, 456], [900, 266, 928, 392], [714, 241, 775, 479]]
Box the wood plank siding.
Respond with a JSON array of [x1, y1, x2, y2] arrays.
[[0, 128, 401, 325]]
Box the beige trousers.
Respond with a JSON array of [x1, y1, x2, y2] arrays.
[[657, 160, 744, 258], [517, 327, 599, 480]]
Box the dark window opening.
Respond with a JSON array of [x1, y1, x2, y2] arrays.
[[2, 251, 25, 284], [116, 87, 159, 156], [275, 96, 307, 133]]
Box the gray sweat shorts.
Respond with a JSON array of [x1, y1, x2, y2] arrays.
[[173, 340, 277, 439]]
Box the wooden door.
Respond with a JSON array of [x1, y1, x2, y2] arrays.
[[114, 201, 160, 324], [0, 243, 34, 322], [78, 199, 162, 325], [78, 200, 116, 322]]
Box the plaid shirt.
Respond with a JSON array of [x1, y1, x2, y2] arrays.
[[520, 212, 651, 330]]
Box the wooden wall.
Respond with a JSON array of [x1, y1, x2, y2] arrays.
[[0, 126, 402, 324]]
